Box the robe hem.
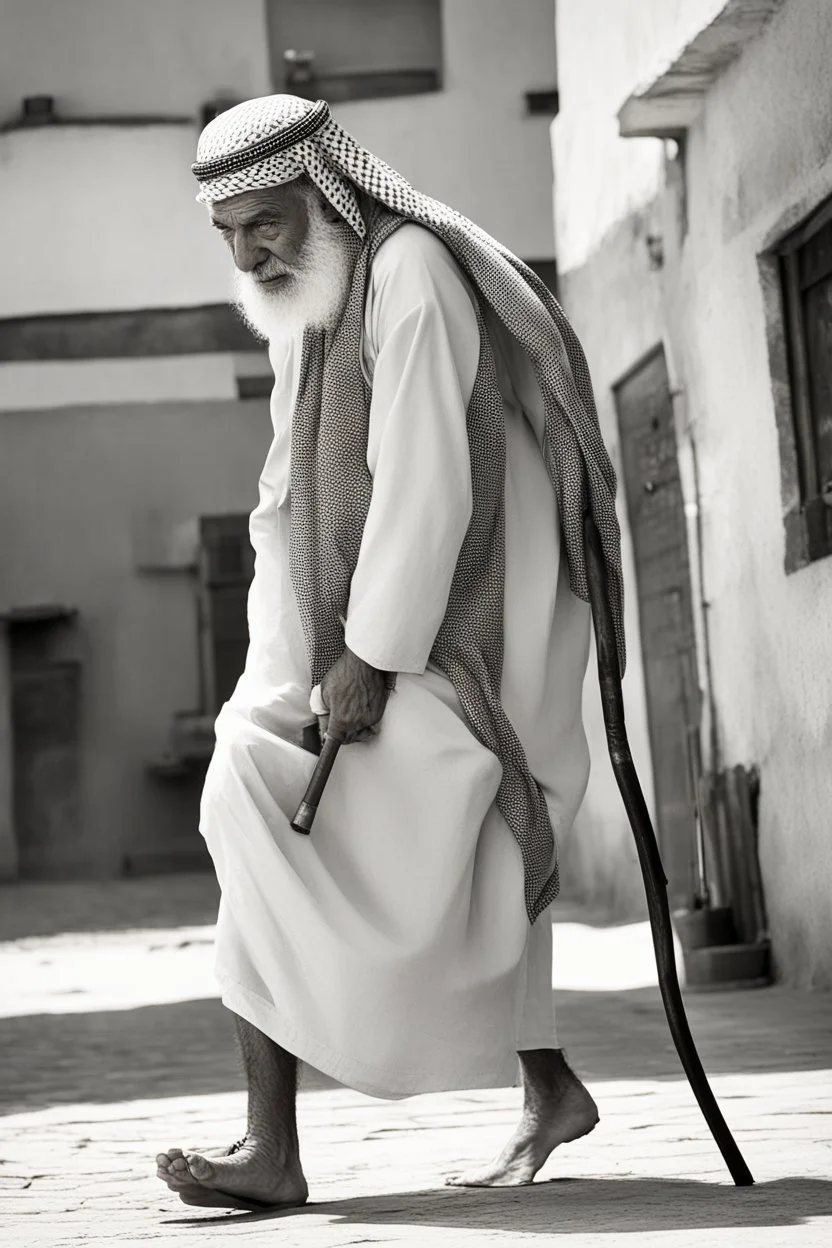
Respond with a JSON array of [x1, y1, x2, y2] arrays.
[[217, 972, 525, 1101], [516, 1035, 560, 1051]]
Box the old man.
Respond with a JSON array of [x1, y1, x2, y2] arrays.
[[156, 94, 624, 1211]]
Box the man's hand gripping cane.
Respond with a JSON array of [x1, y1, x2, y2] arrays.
[[291, 646, 396, 834], [317, 645, 394, 745]]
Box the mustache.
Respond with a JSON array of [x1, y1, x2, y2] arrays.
[[253, 258, 295, 283]]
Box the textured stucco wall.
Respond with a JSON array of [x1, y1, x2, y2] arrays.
[[555, 0, 832, 983], [0, 123, 230, 317], [552, 0, 668, 915], [1, 0, 556, 320], [0, 0, 272, 123], [0, 397, 272, 874], [335, 0, 558, 258], [672, 0, 832, 986], [0, 0, 268, 316], [0, 356, 243, 410], [555, 206, 664, 916], [553, 0, 724, 274]]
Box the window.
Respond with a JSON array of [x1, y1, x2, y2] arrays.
[[265, 0, 442, 104], [198, 515, 255, 713], [778, 198, 832, 564]]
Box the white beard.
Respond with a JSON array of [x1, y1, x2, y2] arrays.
[[231, 199, 353, 348]]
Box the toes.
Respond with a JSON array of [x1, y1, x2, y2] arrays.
[[156, 1154, 198, 1191], [155, 1147, 186, 1169], [158, 1170, 188, 1191], [159, 1156, 194, 1189], [185, 1152, 215, 1184], [445, 1169, 517, 1188], [157, 1167, 187, 1191]]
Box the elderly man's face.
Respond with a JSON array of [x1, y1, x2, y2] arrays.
[[212, 179, 354, 341], [210, 184, 310, 285]]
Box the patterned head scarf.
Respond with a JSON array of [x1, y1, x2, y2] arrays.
[[193, 94, 626, 676]]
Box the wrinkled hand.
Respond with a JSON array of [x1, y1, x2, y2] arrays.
[[319, 646, 393, 745]]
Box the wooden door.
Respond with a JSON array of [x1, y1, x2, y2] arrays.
[[614, 347, 698, 905], [12, 661, 81, 878]]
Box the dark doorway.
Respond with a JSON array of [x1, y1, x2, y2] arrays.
[[614, 346, 698, 905], [198, 515, 255, 713], [12, 660, 82, 878]]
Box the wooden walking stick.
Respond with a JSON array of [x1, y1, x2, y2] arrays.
[[291, 726, 345, 834], [583, 510, 753, 1187]]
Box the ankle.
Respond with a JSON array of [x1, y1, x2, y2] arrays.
[[520, 1048, 578, 1092], [244, 1128, 299, 1163]]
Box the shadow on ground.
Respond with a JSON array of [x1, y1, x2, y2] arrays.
[[0, 873, 219, 942], [0, 998, 340, 1116], [556, 986, 832, 1084], [167, 1176, 832, 1236], [4, 985, 831, 1116]]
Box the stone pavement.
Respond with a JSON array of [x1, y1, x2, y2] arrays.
[[1, 874, 831, 1247]]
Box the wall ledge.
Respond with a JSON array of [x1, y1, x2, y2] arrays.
[[617, 0, 786, 138], [1, 114, 192, 135]]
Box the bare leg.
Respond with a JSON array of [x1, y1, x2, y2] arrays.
[[446, 1048, 598, 1187], [156, 1015, 309, 1210]]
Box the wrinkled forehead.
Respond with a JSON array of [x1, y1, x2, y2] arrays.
[[208, 183, 307, 224]]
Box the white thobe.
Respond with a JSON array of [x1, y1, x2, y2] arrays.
[[200, 224, 591, 1099]]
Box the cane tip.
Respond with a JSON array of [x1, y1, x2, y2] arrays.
[[290, 801, 315, 835]]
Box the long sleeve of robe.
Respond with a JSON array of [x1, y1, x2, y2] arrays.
[[345, 228, 478, 673], [198, 223, 592, 1099]]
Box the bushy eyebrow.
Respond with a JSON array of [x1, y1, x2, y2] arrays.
[[211, 207, 286, 230]]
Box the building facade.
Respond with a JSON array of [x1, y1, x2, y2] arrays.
[[0, 0, 558, 880], [554, 0, 832, 986]]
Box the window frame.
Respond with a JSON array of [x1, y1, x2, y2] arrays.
[[265, 0, 443, 106], [771, 195, 832, 570]]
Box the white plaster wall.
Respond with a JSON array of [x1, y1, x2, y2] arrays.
[[334, 0, 558, 258], [551, 0, 672, 913], [555, 0, 832, 982], [1, 0, 556, 321], [672, 0, 832, 985], [0, 124, 230, 317], [0, 356, 239, 410], [0, 0, 271, 123], [555, 206, 665, 917], [0, 0, 268, 316], [0, 398, 272, 873], [553, 0, 725, 273]]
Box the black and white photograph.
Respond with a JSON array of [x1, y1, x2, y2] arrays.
[[1, 1, 830, 1244]]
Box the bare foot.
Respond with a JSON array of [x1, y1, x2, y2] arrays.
[[156, 1135, 308, 1211], [446, 1075, 599, 1187]]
